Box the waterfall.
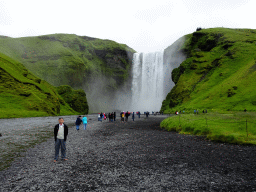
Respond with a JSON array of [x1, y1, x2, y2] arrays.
[[130, 51, 167, 112]]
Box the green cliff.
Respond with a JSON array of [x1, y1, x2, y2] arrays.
[[0, 34, 135, 112], [161, 28, 256, 113], [0, 52, 87, 118]]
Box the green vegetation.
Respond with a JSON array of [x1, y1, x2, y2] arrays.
[[161, 28, 256, 113], [160, 112, 256, 145], [0, 52, 86, 119], [0, 34, 135, 112], [57, 85, 89, 114]]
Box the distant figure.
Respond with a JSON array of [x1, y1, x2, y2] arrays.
[[244, 109, 247, 112], [82, 116, 87, 130], [132, 112, 135, 121], [203, 110, 205, 113], [0, 133, 2, 137], [75, 116, 82, 130], [114, 112, 116, 121], [125, 111, 129, 122], [194, 110, 196, 114], [197, 110, 199, 114], [108, 113, 111, 122], [100, 112, 103, 122], [138, 111, 141, 118], [111, 112, 114, 122], [121, 112, 125, 121], [54, 117, 68, 162], [146, 111, 149, 118], [205, 109, 207, 113]]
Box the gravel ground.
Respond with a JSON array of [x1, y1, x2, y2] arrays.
[[0, 115, 256, 192]]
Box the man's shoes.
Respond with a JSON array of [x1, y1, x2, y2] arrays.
[[63, 159, 68, 161]]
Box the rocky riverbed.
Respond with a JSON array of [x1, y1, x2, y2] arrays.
[[0, 115, 256, 191]]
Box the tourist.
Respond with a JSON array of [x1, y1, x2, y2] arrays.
[[121, 112, 125, 121], [114, 112, 116, 121], [132, 112, 135, 121], [146, 111, 149, 118], [75, 116, 82, 130], [111, 112, 113, 122], [194, 109, 196, 114], [109, 113, 111, 122], [100, 112, 103, 122], [54, 117, 68, 162], [82, 116, 87, 130], [138, 111, 141, 118], [125, 111, 129, 122]]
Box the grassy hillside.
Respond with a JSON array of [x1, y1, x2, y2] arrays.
[[161, 28, 256, 113], [0, 51, 84, 118], [0, 34, 135, 112]]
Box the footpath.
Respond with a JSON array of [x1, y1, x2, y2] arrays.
[[0, 115, 256, 191]]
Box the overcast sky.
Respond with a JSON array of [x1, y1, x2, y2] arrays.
[[0, 0, 255, 52]]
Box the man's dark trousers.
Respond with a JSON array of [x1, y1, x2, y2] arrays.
[[54, 138, 66, 160]]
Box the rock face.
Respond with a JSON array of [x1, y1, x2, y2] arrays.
[[0, 34, 135, 112], [161, 28, 256, 113], [0, 52, 80, 118]]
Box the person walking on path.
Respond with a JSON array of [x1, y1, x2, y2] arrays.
[[111, 112, 114, 122], [138, 111, 141, 118], [132, 112, 135, 121], [146, 111, 149, 118], [125, 111, 129, 122], [100, 112, 103, 122], [54, 117, 68, 162], [109, 113, 111, 122], [75, 116, 82, 130], [82, 116, 87, 130], [121, 112, 125, 122], [114, 112, 116, 121]]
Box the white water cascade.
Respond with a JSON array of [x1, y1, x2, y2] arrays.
[[129, 51, 170, 112]]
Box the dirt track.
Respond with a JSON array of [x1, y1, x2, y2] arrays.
[[0, 115, 256, 191]]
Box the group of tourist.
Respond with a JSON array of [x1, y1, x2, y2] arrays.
[[75, 115, 87, 130], [99, 112, 116, 122]]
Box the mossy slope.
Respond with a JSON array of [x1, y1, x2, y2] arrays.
[[0, 34, 135, 112], [0, 52, 83, 118], [161, 28, 256, 113]]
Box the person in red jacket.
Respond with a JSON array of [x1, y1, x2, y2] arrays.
[[54, 117, 68, 162]]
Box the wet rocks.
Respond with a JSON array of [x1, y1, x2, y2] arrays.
[[0, 116, 256, 191]]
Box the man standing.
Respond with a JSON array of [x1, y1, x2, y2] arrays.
[[54, 117, 68, 162]]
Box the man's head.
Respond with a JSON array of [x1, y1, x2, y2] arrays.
[[59, 117, 64, 124]]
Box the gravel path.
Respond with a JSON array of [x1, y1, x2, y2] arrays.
[[0, 115, 256, 191]]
